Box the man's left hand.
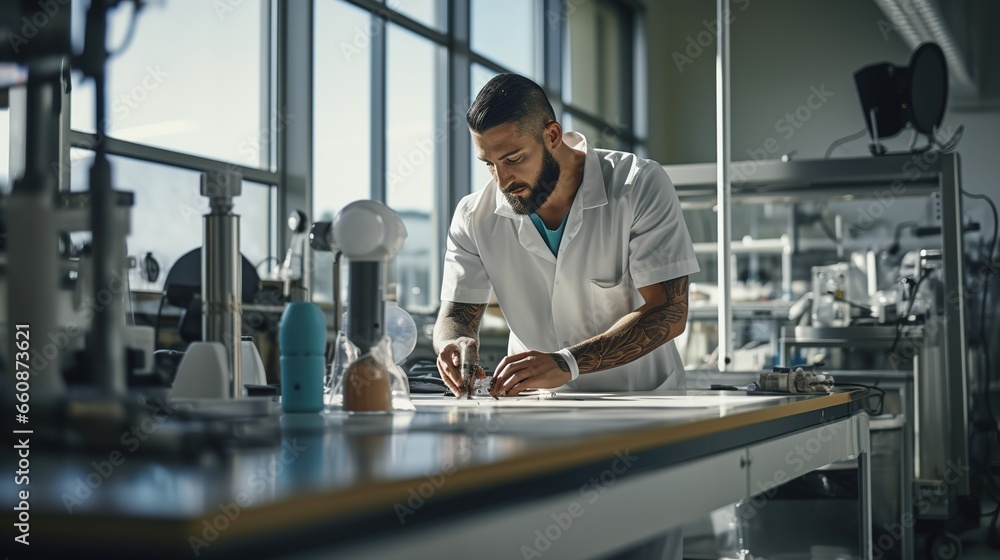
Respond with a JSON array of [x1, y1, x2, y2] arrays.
[[490, 351, 571, 397]]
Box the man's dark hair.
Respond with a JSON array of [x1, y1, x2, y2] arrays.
[[466, 74, 556, 138]]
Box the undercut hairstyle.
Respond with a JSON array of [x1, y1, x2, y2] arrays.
[[466, 74, 556, 140]]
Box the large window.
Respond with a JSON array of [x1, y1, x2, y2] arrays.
[[3, 1, 642, 309], [562, 0, 641, 154], [68, 150, 273, 292], [63, 0, 277, 294], [312, 0, 373, 305], [70, 0, 269, 167], [471, 0, 539, 79], [314, 0, 644, 315], [470, 0, 641, 180], [386, 25, 444, 311], [470, 63, 498, 192], [564, 0, 626, 124], [394, 0, 447, 32], [313, 0, 371, 221], [4, 1, 641, 312]]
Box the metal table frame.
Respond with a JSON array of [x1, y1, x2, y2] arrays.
[[665, 153, 969, 500], [329, 414, 873, 560]]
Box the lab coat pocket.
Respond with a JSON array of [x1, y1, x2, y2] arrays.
[[589, 272, 634, 333]]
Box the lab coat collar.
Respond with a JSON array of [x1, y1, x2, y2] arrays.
[[493, 132, 608, 219], [569, 132, 609, 211]]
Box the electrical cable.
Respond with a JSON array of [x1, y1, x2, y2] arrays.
[[833, 382, 885, 416], [108, 1, 145, 58], [991, 500, 1000, 549], [255, 256, 280, 276], [978, 464, 1000, 517], [933, 125, 965, 153], [125, 263, 135, 326], [980, 476, 1000, 519], [153, 293, 166, 350], [981, 464, 1000, 495], [889, 220, 918, 255], [794, 203, 842, 244], [823, 127, 869, 159], [960, 189, 999, 549], [826, 291, 874, 316], [816, 218, 839, 244], [887, 269, 931, 358], [124, 240, 135, 326], [962, 189, 998, 436]]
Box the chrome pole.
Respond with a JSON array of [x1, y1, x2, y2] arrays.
[[716, 0, 733, 371], [201, 171, 243, 398]]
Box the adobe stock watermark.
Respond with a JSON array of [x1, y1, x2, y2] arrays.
[[638, 84, 833, 284], [27, 270, 131, 374], [339, 0, 407, 62], [394, 414, 507, 524], [212, 0, 252, 21], [736, 418, 845, 522], [60, 398, 177, 513], [887, 256, 998, 368], [851, 140, 952, 232], [49, 64, 171, 182], [112, 65, 169, 120], [520, 449, 639, 559], [5, 0, 71, 56], [731, 410, 955, 560], [737, 430, 969, 560], [875, 0, 921, 42], [672, 0, 751, 73], [544, 0, 588, 30], [731, 84, 835, 184], [177, 109, 293, 224], [388, 137, 437, 194], [387, 94, 478, 194], [870, 460, 970, 560], [237, 108, 294, 164], [189, 438, 307, 556]]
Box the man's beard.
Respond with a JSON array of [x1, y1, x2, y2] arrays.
[[502, 148, 561, 215]]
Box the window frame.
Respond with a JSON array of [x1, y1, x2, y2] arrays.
[[55, 0, 645, 305], [329, 0, 645, 312], [65, 0, 280, 281]]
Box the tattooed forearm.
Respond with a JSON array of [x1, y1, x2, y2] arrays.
[[569, 276, 689, 375], [433, 301, 486, 353], [665, 275, 689, 299], [550, 352, 571, 373], [446, 302, 485, 333]]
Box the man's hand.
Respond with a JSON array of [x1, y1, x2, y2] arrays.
[[490, 351, 572, 397], [436, 337, 486, 397]]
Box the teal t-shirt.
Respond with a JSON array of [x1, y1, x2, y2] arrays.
[[529, 212, 570, 256]]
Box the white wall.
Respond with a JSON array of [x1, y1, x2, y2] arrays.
[[948, 110, 1000, 226], [642, 0, 1000, 248]]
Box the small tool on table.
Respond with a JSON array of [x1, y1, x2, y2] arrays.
[[458, 341, 475, 399], [458, 341, 497, 400]]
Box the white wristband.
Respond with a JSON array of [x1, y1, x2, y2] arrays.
[[555, 348, 580, 381]]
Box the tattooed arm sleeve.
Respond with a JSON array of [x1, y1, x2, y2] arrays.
[[568, 275, 689, 375], [432, 301, 487, 354]]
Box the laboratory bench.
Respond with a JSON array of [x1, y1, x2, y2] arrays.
[[3, 388, 872, 559]]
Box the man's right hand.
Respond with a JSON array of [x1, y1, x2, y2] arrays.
[[436, 337, 486, 397]]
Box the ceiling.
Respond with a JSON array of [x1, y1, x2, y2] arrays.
[[873, 0, 1000, 110]]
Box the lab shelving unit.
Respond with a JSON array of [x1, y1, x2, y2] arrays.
[[664, 152, 971, 559]]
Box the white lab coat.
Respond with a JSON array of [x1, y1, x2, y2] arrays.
[[441, 132, 700, 393]]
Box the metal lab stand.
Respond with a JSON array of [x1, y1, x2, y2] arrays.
[[780, 329, 920, 560], [665, 153, 970, 553]]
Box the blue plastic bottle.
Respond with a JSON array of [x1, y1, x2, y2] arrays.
[[280, 287, 327, 413]]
